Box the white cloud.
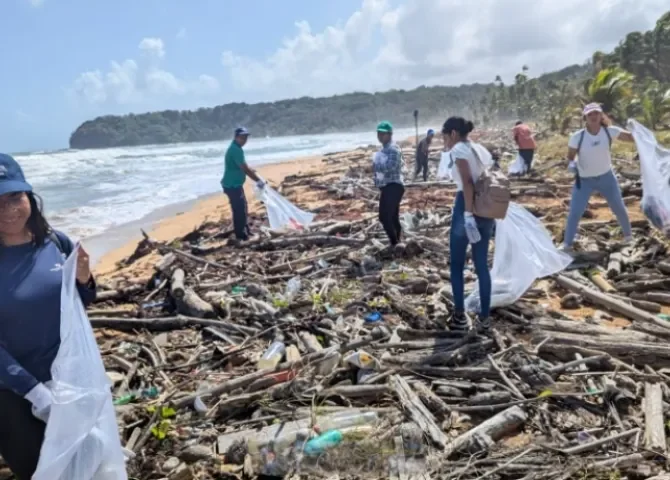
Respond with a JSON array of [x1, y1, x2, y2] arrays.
[[139, 37, 165, 59], [176, 27, 187, 40], [69, 37, 219, 107], [27, 0, 44, 7], [221, 0, 669, 100]]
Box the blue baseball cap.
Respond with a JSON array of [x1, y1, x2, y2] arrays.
[[234, 127, 250, 137], [427, 129, 435, 136], [0, 153, 32, 196]]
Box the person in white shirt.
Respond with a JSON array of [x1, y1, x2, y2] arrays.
[[562, 103, 635, 251], [443, 116, 494, 333]]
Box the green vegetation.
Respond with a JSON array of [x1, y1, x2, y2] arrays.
[[69, 11, 670, 150]]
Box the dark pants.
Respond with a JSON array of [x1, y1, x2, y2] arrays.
[[224, 186, 250, 240], [0, 390, 45, 480], [518, 149, 535, 171], [414, 156, 429, 181], [378, 183, 405, 245], [450, 192, 495, 318]]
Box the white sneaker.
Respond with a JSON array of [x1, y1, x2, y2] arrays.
[[622, 235, 633, 245], [559, 244, 575, 255]]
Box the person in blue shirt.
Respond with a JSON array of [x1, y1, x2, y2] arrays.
[[0, 153, 97, 480]]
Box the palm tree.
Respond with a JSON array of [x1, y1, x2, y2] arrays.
[[635, 81, 670, 128], [584, 67, 635, 120]]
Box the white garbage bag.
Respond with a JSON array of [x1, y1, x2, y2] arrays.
[[465, 202, 572, 312], [255, 185, 315, 231], [437, 151, 453, 180], [508, 153, 527, 175], [33, 245, 127, 480], [628, 119, 670, 236]]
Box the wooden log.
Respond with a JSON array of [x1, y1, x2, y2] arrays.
[[617, 279, 670, 293], [631, 291, 670, 306], [644, 382, 666, 453], [534, 317, 660, 343], [391, 375, 448, 449], [536, 331, 670, 368], [94, 285, 144, 303], [610, 293, 662, 314], [170, 268, 186, 300], [607, 251, 626, 278], [554, 274, 670, 329], [176, 288, 215, 318], [442, 406, 527, 458], [155, 253, 177, 274], [410, 381, 452, 420], [267, 246, 349, 274]]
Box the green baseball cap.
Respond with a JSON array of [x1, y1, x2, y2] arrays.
[[376, 121, 393, 133]]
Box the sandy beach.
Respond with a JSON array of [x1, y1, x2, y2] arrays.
[[93, 154, 328, 277]]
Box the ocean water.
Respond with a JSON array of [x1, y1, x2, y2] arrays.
[[14, 128, 418, 242]]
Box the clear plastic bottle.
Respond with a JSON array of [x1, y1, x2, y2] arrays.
[[285, 276, 302, 300], [257, 341, 286, 370]]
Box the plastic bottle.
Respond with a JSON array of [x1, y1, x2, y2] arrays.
[[257, 341, 286, 370], [285, 276, 302, 300], [304, 430, 343, 456]]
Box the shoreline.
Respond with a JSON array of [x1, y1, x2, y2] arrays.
[[92, 153, 330, 276]]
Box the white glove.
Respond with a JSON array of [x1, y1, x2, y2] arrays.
[[256, 180, 266, 189], [568, 161, 578, 174], [25, 383, 54, 423], [464, 212, 481, 244]]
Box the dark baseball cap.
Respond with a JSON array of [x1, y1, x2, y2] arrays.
[[234, 127, 250, 136], [0, 153, 32, 196]]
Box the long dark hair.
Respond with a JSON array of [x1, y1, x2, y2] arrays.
[[27, 193, 52, 246]]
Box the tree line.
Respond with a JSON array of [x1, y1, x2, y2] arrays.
[[69, 11, 670, 150]]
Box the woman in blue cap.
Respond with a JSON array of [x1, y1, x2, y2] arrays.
[[0, 153, 97, 479]]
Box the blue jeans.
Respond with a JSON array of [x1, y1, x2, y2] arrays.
[[563, 170, 632, 246], [450, 191, 495, 318]]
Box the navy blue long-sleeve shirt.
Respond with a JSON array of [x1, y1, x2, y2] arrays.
[[0, 233, 96, 396]]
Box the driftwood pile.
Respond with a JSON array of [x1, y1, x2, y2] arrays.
[[82, 134, 670, 480]]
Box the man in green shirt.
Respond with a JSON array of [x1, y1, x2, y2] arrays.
[[221, 127, 265, 240]]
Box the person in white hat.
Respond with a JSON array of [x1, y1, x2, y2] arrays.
[[561, 103, 635, 251]]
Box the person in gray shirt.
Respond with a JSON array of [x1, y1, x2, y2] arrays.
[[414, 129, 434, 181]]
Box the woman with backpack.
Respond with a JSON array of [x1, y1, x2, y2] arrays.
[[562, 103, 635, 252], [442, 117, 496, 333], [0, 153, 97, 479]]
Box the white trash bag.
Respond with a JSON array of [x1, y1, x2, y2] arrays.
[[628, 119, 670, 236], [465, 202, 572, 312], [437, 151, 453, 180], [33, 246, 127, 480], [507, 153, 527, 176], [255, 184, 315, 231]]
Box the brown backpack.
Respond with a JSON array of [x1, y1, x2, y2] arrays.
[[470, 146, 511, 219]]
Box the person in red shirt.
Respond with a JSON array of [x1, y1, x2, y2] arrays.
[[512, 121, 537, 173]]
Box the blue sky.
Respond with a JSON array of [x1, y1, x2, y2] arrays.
[[1, 0, 667, 152]]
